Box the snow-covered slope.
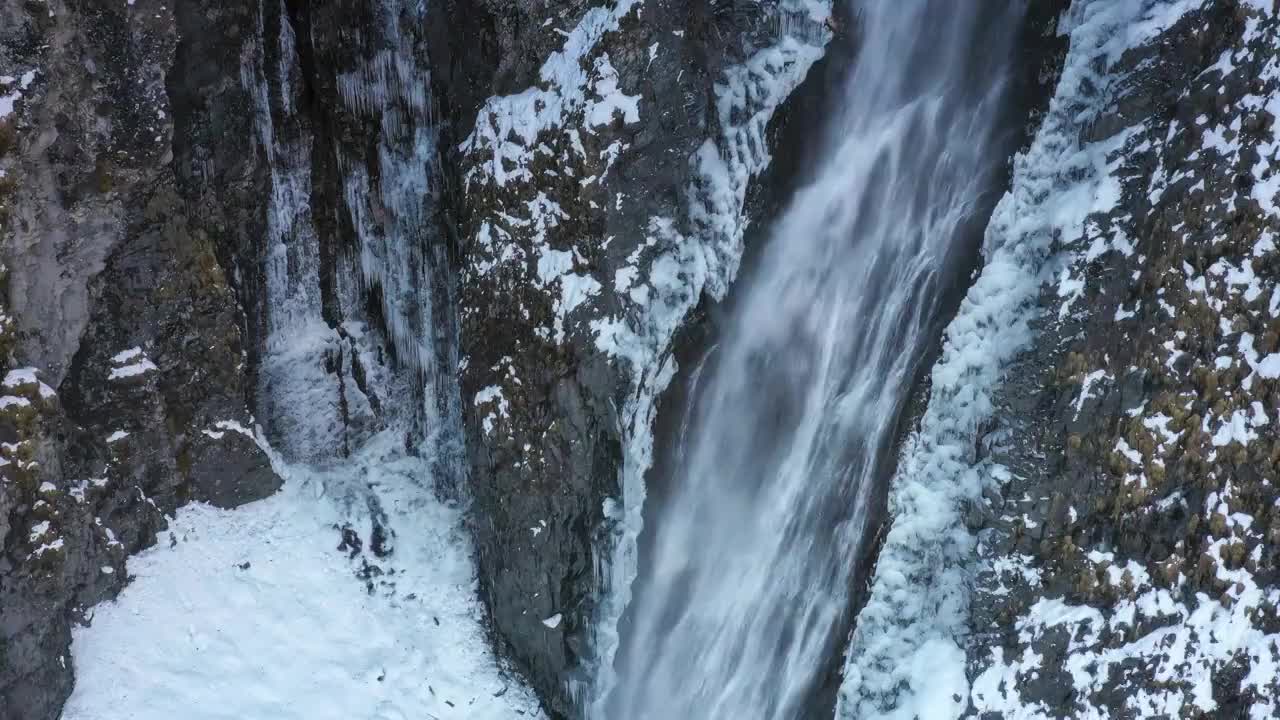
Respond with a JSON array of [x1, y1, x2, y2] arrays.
[[965, 0, 1280, 716], [62, 432, 542, 720]]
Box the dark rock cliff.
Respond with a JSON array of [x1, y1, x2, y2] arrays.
[[0, 2, 279, 718]]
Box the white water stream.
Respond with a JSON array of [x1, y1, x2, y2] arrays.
[[606, 3, 1024, 718]]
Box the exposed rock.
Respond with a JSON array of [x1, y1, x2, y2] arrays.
[[0, 2, 279, 717], [967, 1, 1280, 716]]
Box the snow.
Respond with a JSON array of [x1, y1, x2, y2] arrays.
[[29, 520, 51, 542], [1240, 333, 1280, 379], [1116, 438, 1144, 465], [462, 1, 643, 187], [31, 538, 64, 558], [974, 543, 1280, 719], [1210, 407, 1264, 447], [108, 358, 158, 380], [0, 70, 35, 119], [584, 55, 640, 129], [111, 347, 144, 363], [63, 433, 544, 720], [3, 367, 56, 398], [219, 419, 255, 436], [534, 244, 603, 343], [473, 385, 510, 435], [1072, 370, 1108, 417]]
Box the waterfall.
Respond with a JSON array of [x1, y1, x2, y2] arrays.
[[244, 0, 354, 462], [604, 2, 1024, 718], [243, 0, 456, 468]]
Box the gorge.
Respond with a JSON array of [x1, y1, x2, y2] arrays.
[[1, 1, 1278, 719]]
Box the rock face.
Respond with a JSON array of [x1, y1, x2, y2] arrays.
[[0, 2, 280, 718], [966, 1, 1280, 716]]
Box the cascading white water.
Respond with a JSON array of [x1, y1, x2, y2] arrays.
[[605, 3, 1023, 718], [244, 0, 356, 463]]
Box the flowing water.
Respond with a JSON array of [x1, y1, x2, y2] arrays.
[[606, 2, 1025, 717]]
